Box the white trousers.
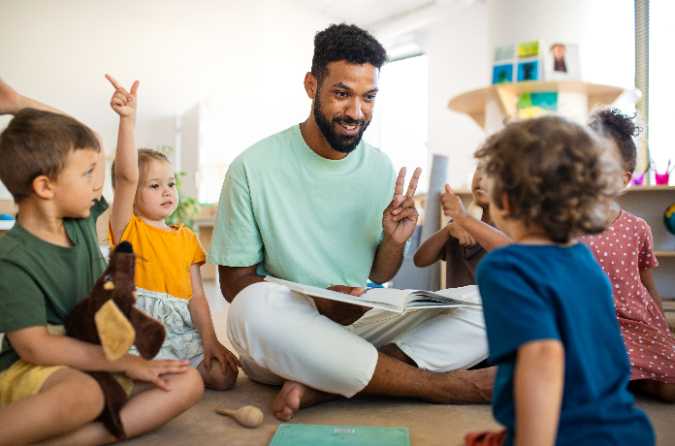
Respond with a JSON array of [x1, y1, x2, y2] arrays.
[[227, 282, 489, 398]]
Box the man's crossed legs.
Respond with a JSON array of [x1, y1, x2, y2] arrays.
[[227, 282, 494, 421]]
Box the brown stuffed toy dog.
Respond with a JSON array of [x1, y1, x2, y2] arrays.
[[65, 241, 166, 440]]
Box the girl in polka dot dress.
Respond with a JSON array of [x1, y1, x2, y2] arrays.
[[580, 107, 675, 403]]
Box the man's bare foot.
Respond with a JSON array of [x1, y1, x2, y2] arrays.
[[272, 381, 340, 421]]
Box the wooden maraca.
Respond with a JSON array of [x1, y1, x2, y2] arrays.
[[215, 406, 264, 428]]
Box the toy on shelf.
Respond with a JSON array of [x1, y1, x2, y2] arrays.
[[215, 406, 264, 428], [664, 203, 675, 238]]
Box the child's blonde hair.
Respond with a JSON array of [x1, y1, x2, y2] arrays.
[[111, 148, 172, 191], [476, 116, 620, 243]]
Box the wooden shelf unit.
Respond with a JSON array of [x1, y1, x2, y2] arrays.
[[447, 81, 628, 129], [614, 186, 675, 298]]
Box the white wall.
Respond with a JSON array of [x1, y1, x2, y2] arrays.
[[417, 0, 635, 191], [487, 0, 634, 88], [0, 0, 334, 202], [419, 1, 490, 190]]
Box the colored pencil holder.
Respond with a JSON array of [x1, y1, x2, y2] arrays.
[[631, 173, 645, 186], [655, 173, 670, 185]]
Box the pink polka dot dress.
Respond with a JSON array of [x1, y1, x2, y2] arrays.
[[579, 210, 675, 383]]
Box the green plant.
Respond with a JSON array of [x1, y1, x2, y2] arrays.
[[160, 145, 201, 233]]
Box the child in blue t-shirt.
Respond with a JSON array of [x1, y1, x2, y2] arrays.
[[467, 116, 653, 446]]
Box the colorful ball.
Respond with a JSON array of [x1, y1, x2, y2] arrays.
[[665, 203, 675, 235]]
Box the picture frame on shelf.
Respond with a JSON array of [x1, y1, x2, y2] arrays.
[[542, 42, 581, 81]]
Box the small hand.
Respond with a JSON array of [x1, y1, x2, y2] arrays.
[[382, 167, 422, 245], [313, 286, 370, 326], [105, 74, 139, 118], [440, 184, 468, 223], [123, 355, 190, 391], [0, 76, 21, 115], [203, 339, 242, 375], [447, 222, 476, 246]]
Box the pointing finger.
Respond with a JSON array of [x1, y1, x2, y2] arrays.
[[105, 74, 122, 89], [405, 167, 422, 198]]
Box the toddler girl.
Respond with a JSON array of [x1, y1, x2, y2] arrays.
[[580, 107, 675, 402], [106, 75, 241, 391], [469, 116, 653, 446]]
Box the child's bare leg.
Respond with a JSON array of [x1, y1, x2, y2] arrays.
[[196, 358, 238, 391], [634, 379, 675, 403], [37, 367, 204, 446], [0, 368, 104, 446]]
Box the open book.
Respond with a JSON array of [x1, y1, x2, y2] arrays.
[[264, 276, 482, 314]]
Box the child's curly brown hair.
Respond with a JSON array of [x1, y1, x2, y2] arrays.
[[588, 106, 642, 173], [476, 116, 620, 243]]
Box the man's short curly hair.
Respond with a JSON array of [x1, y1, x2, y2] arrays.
[[476, 116, 621, 244], [311, 23, 388, 88], [588, 106, 642, 173]]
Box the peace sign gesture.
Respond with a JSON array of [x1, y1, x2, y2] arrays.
[[382, 166, 422, 245], [105, 74, 139, 119]]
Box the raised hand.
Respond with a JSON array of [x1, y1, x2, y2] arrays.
[[382, 167, 422, 245], [0, 76, 21, 115], [105, 74, 139, 119], [440, 184, 468, 224]]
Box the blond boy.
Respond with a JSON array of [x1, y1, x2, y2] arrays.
[[0, 77, 203, 446]]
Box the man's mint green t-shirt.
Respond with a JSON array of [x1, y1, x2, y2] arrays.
[[207, 125, 398, 288]]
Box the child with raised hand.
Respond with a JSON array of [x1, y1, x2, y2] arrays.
[[580, 107, 675, 403], [105, 74, 241, 391], [414, 160, 507, 287], [467, 116, 653, 446], [0, 76, 203, 446]]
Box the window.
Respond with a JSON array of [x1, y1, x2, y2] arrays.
[[648, 0, 675, 177], [364, 55, 429, 193]]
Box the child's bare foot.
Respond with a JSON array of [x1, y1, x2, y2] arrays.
[[272, 380, 339, 421]]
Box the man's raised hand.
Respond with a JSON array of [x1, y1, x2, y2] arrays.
[[105, 74, 139, 119], [382, 167, 422, 245]]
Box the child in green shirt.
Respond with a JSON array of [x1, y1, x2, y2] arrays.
[[0, 76, 203, 445]]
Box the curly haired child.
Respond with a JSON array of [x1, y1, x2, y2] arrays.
[[105, 75, 241, 391], [467, 116, 654, 446], [579, 107, 675, 403]]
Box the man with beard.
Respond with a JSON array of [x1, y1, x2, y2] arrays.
[[208, 23, 493, 421]]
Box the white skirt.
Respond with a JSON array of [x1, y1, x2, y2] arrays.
[[129, 288, 204, 363]]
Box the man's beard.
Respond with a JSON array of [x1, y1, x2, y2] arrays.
[[314, 92, 370, 154]]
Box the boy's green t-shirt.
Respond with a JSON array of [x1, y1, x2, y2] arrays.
[[0, 198, 108, 373], [207, 125, 399, 288]]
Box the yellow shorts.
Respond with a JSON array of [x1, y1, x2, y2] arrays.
[[0, 360, 65, 407]]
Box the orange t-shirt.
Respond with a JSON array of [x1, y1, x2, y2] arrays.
[[109, 214, 206, 300]]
